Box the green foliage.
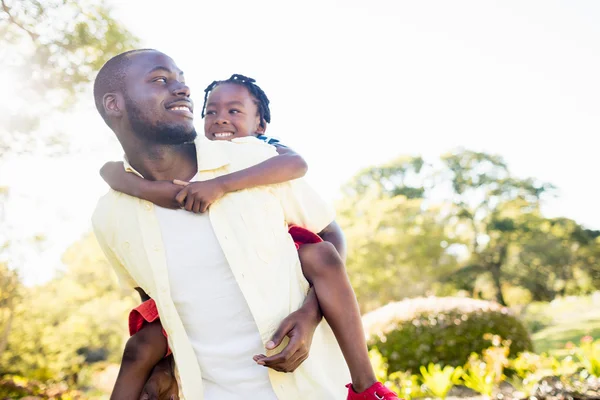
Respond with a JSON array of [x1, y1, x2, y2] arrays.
[[461, 354, 495, 398], [337, 184, 463, 312], [574, 336, 600, 377], [364, 297, 533, 373], [0, 262, 21, 356], [523, 294, 600, 355], [366, 322, 600, 400], [338, 149, 599, 311], [0, 0, 139, 97], [0, 375, 84, 399], [0, 234, 135, 387], [508, 217, 600, 301], [0, 0, 140, 156], [387, 370, 425, 400], [340, 156, 426, 200], [419, 363, 463, 399]]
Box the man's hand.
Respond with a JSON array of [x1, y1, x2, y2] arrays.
[[174, 178, 226, 213], [252, 307, 320, 373], [139, 355, 179, 400]]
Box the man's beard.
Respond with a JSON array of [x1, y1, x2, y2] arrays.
[[126, 96, 197, 145]]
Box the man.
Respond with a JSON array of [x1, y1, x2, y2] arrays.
[[92, 49, 349, 399]]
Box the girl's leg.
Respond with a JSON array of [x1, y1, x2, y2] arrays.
[[111, 320, 168, 400], [298, 242, 376, 393]]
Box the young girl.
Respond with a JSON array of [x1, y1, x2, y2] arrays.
[[102, 74, 399, 400]]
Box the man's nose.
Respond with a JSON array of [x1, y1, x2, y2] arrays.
[[172, 82, 190, 97]]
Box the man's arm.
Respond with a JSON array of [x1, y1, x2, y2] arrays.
[[253, 177, 338, 372], [254, 286, 322, 372]]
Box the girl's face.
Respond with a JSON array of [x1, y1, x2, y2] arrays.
[[203, 83, 265, 141]]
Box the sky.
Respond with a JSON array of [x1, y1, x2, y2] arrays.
[[1, 0, 599, 285]]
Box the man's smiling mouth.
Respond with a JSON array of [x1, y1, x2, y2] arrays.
[[169, 105, 191, 112], [166, 101, 194, 118]]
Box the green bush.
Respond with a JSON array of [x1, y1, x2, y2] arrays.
[[363, 296, 533, 373]]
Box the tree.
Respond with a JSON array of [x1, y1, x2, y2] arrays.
[[0, 233, 136, 385], [439, 150, 553, 305], [0, 3, 138, 367], [0, 0, 139, 155], [341, 155, 428, 200], [337, 148, 593, 309], [508, 216, 600, 301], [0, 262, 21, 357], [337, 158, 462, 312]]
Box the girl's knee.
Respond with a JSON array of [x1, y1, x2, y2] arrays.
[[299, 242, 345, 281], [122, 322, 166, 366]]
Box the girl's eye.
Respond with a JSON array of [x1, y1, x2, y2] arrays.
[[205, 110, 216, 115], [230, 109, 240, 114]]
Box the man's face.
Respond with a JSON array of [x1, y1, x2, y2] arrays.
[[204, 83, 263, 141], [123, 51, 197, 145]]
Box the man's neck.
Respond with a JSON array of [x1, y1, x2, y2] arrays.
[[126, 142, 197, 182]]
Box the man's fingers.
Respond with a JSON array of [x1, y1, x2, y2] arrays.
[[192, 199, 201, 213], [255, 349, 291, 366], [184, 194, 195, 212], [256, 340, 298, 366], [267, 319, 293, 350], [262, 351, 305, 373], [200, 200, 209, 213], [175, 187, 189, 205], [280, 352, 305, 372]]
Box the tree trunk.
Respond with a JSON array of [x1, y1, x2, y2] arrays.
[[490, 263, 507, 306]]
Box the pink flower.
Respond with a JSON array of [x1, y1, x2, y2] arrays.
[[565, 341, 574, 349]]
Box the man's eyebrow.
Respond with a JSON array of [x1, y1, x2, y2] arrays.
[[146, 66, 185, 76]]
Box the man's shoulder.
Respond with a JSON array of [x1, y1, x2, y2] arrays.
[[92, 190, 135, 230]]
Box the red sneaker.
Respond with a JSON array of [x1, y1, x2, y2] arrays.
[[346, 382, 401, 400]]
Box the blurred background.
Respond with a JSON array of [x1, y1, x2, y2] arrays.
[[1, 0, 599, 398]]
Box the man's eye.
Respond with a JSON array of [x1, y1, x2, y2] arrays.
[[153, 77, 167, 83], [229, 109, 240, 114]]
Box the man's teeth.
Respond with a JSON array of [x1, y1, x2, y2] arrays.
[[170, 106, 190, 111], [214, 132, 233, 138]]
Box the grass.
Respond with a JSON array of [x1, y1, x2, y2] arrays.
[[518, 293, 600, 356]]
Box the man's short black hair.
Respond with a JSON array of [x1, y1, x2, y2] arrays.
[[93, 49, 155, 124]]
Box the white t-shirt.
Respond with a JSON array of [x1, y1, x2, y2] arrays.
[[155, 201, 278, 400]]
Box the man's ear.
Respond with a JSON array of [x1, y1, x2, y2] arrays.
[[103, 93, 123, 119]]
